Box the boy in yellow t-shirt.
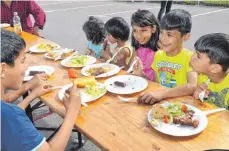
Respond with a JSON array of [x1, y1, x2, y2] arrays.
[[190, 33, 229, 109], [137, 9, 198, 104]]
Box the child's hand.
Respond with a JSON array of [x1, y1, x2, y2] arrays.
[[133, 57, 144, 76], [193, 83, 210, 100], [137, 91, 163, 105], [63, 85, 81, 111], [26, 74, 49, 90], [100, 49, 111, 60], [30, 82, 53, 98]]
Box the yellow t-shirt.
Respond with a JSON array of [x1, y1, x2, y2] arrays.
[[198, 74, 229, 109], [152, 48, 193, 88]]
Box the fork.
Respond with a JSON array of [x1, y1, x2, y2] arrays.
[[194, 108, 226, 116], [118, 95, 137, 102], [127, 59, 137, 73], [199, 79, 211, 102]]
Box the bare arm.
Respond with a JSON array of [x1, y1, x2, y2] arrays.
[[4, 84, 28, 103], [138, 71, 198, 104], [153, 72, 158, 83], [37, 86, 81, 151]]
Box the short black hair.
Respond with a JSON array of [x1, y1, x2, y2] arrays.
[[160, 9, 192, 36], [82, 16, 105, 44], [1, 29, 26, 66], [131, 9, 160, 51], [105, 17, 130, 41], [194, 33, 229, 72]]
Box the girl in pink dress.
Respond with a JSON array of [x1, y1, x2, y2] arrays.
[[131, 9, 160, 81]]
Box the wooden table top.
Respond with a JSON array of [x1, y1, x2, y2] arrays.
[[5, 27, 229, 151]]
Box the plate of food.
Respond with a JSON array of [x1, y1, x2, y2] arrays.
[[148, 101, 208, 136], [61, 55, 96, 68], [24, 65, 55, 81], [104, 75, 148, 94], [81, 63, 120, 78], [44, 48, 76, 60], [1, 23, 10, 28], [58, 77, 107, 103], [30, 43, 60, 53]]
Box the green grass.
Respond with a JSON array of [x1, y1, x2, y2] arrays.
[[185, 0, 229, 6]]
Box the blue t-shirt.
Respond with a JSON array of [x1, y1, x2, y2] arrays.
[[88, 41, 103, 58], [1, 101, 45, 151]]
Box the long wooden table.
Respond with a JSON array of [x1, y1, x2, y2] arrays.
[[5, 27, 229, 151]]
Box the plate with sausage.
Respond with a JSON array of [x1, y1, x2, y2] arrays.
[[104, 75, 148, 94], [148, 101, 208, 136]]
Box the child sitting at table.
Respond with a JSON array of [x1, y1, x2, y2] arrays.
[[82, 16, 106, 58], [100, 17, 134, 70], [1, 29, 81, 151], [137, 9, 198, 104], [190, 33, 229, 109], [131, 9, 160, 80]]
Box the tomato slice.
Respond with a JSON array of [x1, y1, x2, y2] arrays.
[[68, 68, 77, 78], [182, 105, 188, 113], [164, 115, 169, 123]]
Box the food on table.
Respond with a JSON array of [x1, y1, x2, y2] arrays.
[[114, 81, 126, 87], [47, 50, 60, 58], [61, 49, 74, 58], [83, 84, 106, 97], [29, 71, 46, 76], [67, 55, 88, 66], [65, 82, 106, 98], [150, 102, 199, 128], [86, 66, 111, 76], [37, 43, 58, 52], [74, 76, 96, 88], [68, 68, 78, 78]]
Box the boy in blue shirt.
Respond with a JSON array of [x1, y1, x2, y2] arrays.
[[1, 30, 81, 151]]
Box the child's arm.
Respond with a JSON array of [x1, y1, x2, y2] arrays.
[[138, 71, 198, 104], [4, 74, 48, 103], [154, 72, 158, 83], [114, 47, 130, 70], [37, 85, 81, 151], [17, 83, 53, 110]]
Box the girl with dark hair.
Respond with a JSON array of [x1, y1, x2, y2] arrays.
[[82, 16, 105, 58], [101, 17, 134, 69], [131, 9, 160, 80]]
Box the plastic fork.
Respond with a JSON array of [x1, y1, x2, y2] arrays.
[[199, 79, 211, 102], [127, 59, 137, 73], [118, 95, 137, 102], [194, 108, 226, 116]]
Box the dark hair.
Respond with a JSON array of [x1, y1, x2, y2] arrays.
[[105, 17, 130, 41], [131, 9, 160, 51], [195, 33, 229, 72], [1, 29, 26, 66], [160, 9, 192, 36], [82, 16, 105, 44]]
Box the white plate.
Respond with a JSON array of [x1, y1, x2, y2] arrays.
[[30, 43, 60, 53], [24, 65, 55, 81], [1, 23, 10, 28], [58, 82, 107, 103], [81, 63, 120, 78], [148, 102, 208, 136], [104, 75, 148, 94], [61, 55, 96, 68], [44, 48, 75, 60]]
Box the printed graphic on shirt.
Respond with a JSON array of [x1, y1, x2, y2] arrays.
[[207, 88, 229, 110], [156, 61, 182, 88]]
